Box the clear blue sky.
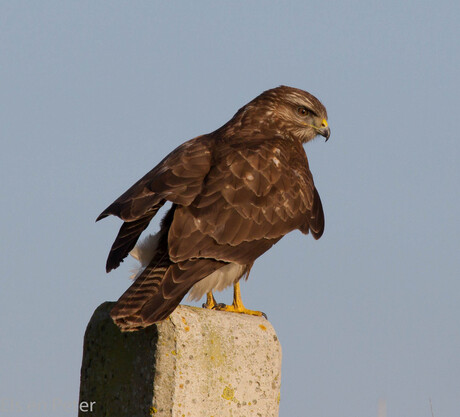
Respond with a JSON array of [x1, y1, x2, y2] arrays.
[[1, 1, 459, 416]]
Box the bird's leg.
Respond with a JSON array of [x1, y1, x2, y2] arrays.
[[202, 292, 217, 309], [214, 281, 265, 317]]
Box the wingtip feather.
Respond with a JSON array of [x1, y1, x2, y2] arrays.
[[96, 212, 108, 222]]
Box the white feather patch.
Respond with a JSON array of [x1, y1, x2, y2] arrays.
[[187, 263, 245, 301], [129, 233, 160, 280]]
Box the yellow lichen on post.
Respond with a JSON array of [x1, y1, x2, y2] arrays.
[[221, 386, 235, 401]]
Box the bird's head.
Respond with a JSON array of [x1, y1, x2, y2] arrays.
[[242, 86, 330, 144]]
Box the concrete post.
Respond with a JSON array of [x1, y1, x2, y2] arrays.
[[79, 302, 282, 417]]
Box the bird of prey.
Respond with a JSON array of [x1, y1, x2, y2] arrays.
[[97, 86, 330, 331]]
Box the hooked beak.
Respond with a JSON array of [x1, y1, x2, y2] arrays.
[[318, 119, 331, 141]]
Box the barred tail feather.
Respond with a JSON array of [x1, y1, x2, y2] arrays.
[[110, 256, 169, 331], [111, 257, 226, 331]]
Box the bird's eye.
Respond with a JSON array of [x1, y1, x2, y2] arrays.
[[297, 106, 309, 117]]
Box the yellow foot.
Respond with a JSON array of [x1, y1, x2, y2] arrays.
[[203, 282, 267, 318], [202, 292, 217, 309], [214, 303, 265, 317]]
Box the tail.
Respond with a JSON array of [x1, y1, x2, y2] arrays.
[[110, 256, 225, 331]]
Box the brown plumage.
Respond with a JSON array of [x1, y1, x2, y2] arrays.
[[97, 86, 330, 331]]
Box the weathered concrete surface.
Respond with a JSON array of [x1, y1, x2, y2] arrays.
[[78, 302, 158, 417], [79, 302, 282, 417]]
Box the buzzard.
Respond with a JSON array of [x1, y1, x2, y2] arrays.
[[97, 86, 330, 331]]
